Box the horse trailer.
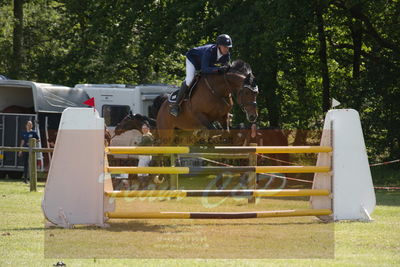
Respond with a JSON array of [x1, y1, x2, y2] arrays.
[[0, 79, 176, 178]]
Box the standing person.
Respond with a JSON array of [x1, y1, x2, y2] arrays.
[[170, 34, 233, 116], [18, 121, 39, 183], [137, 123, 154, 189]]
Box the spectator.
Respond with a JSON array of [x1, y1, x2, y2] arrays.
[[137, 123, 154, 189], [18, 121, 39, 183]]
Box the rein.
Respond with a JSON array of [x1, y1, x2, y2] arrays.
[[204, 72, 256, 111], [204, 76, 232, 106]]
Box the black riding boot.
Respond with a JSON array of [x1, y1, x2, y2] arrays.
[[170, 82, 188, 117]]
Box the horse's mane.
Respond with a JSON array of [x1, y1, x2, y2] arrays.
[[229, 60, 252, 75], [131, 113, 156, 128]]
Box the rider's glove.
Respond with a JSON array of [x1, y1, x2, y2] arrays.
[[218, 65, 230, 73]]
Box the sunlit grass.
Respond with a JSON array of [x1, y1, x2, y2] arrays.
[[0, 179, 399, 266]]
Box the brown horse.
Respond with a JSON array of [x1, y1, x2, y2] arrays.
[[113, 112, 156, 136], [155, 60, 259, 144]]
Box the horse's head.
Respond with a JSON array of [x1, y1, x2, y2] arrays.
[[238, 73, 258, 122], [229, 60, 259, 123], [114, 112, 149, 136]]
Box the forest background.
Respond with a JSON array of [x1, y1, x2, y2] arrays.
[[0, 0, 399, 163]]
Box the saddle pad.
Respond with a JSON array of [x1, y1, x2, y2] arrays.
[[167, 74, 201, 104]]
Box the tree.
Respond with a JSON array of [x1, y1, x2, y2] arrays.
[[316, 0, 331, 113], [0, 0, 398, 161], [10, 0, 23, 79]]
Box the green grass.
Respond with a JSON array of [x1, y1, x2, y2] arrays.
[[1, 179, 400, 266]]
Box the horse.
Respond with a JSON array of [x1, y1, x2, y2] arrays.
[[154, 60, 259, 145], [114, 112, 156, 136], [109, 112, 165, 190]]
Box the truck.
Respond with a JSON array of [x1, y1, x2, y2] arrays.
[[0, 79, 176, 178]]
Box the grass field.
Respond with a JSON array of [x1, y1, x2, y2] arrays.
[[1, 178, 400, 266]]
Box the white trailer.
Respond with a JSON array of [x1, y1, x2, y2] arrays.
[[0, 80, 176, 177], [74, 83, 176, 127]]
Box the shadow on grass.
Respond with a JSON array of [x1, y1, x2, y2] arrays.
[[0, 178, 23, 183], [375, 190, 400, 206], [104, 221, 175, 233], [41, 221, 180, 233], [0, 178, 45, 186], [1, 227, 46, 232], [20, 220, 332, 234], [103, 220, 331, 233], [38, 220, 332, 233]]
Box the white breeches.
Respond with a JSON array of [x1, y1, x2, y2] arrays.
[[185, 58, 196, 86], [138, 155, 152, 177]]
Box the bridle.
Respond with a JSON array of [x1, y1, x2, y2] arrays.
[[204, 72, 258, 112], [232, 74, 258, 112], [204, 76, 231, 106]]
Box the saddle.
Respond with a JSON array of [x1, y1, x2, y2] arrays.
[[168, 74, 201, 104]]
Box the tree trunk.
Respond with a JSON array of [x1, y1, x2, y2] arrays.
[[293, 130, 309, 146], [316, 1, 330, 113], [349, 5, 363, 80], [266, 66, 280, 127], [11, 0, 24, 79], [351, 21, 362, 80]]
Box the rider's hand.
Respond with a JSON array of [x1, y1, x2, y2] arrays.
[[218, 65, 230, 73]]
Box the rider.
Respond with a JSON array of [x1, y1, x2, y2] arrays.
[[170, 34, 233, 117]]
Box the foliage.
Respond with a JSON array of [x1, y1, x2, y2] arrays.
[[0, 0, 399, 161]]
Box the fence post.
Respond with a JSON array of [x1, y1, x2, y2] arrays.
[[29, 138, 37, 192], [248, 143, 257, 204], [170, 154, 178, 190]]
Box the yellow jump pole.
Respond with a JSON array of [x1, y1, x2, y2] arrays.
[[105, 146, 333, 155], [255, 166, 330, 173], [106, 146, 190, 154], [106, 166, 330, 174], [105, 189, 331, 198]]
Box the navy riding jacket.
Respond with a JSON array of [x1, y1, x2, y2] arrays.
[[186, 44, 230, 74], [21, 131, 39, 147]]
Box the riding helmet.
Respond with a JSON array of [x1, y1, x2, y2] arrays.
[[216, 34, 233, 47]]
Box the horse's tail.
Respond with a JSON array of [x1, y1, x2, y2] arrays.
[[149, 93, 169, 119]]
